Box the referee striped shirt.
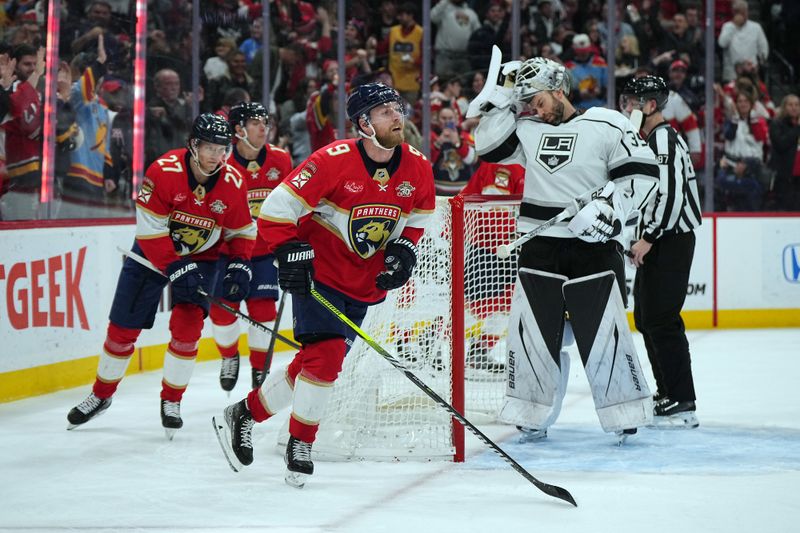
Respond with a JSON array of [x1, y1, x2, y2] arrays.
[[638, 121, 702, 243]]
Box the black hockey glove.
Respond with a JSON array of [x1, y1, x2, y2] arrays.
[[376, 237, 417, 291], [222, 259, 253, 302], [166, 259, 207, 306], [274, 241, 315, 296]]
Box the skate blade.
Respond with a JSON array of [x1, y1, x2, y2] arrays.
[[164, 428, 178, 441], [212, 415, 243, 473], [284, 469, 309, 489], [650, 412, 699, 430], [518, 432, 548, 444]]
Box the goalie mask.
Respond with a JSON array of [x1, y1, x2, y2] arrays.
[[513, 57, 571, 104]]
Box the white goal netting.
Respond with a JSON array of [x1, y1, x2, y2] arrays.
[[279, 196, 520, 461]]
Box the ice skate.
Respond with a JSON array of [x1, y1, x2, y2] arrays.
[[616, 428, 637, 446], [251, 367, 267, 390], [516, 426, 548, 443], [652, 399, 699, 429], [67, 393, 112, 429], [284, 436, 314, 488], [160, 400, 183, 440], [219, 355, 240, 395], [212, 399, 254, 472]]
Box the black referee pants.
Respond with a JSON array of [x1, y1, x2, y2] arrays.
[[633, 231, 696, 402]]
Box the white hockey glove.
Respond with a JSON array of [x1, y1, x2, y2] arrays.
[[567, 198, 621, 243]]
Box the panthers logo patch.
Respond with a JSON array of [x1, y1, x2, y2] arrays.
[[349, 204, 401, 258], [247, 188, 270, 218], [169, 211, 215, 255]]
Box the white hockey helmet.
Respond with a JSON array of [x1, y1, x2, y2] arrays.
[[513, 57, 571, 103]]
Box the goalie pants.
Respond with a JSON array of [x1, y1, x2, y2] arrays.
[[518, 236, 627, 303], [633, 231, 697, 403]]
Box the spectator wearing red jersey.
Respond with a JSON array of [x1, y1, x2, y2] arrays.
[[0, 44, 44, 220]]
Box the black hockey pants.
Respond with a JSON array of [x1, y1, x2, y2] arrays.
[[633, 231, 697, 402]]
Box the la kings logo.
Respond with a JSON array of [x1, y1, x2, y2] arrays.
[[536, 134, 577, 174]]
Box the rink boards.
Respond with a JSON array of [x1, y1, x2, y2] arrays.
[[1, 214, 799, 401]]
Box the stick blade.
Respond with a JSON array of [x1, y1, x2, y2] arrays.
[[543, 483, 578, 507]]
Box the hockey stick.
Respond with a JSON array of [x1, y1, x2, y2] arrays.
[[309, 287, 577, 507], [496, 181, 615, 259], [116, 246, 301, 351], [263, 290, 287, 375]]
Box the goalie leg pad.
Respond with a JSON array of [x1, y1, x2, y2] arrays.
[[563, 271, 653, 432], [498, 268, 569, 429]]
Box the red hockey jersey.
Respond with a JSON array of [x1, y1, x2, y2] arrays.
[[459, 162, 525, 251], [136, 148, 256, 272], [224, 143, 293, 257], [460, 161, 524, 196], [3, 80, 42, 188], [258, 139, 435, 303]]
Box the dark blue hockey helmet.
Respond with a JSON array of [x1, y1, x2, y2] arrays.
[[190, 113, 233, 146], [346, 82, 404, 127], [620, 75, 669, 111], [228, 102, 269, 129]]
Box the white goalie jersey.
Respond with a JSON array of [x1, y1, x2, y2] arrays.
[[474, 106, 660, 238]]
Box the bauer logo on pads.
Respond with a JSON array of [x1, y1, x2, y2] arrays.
[[536, 134, 576, 173]]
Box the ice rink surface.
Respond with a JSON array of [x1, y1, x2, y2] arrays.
[[1, 328, 798, 533]]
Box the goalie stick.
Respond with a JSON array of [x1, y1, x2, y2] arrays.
[[116, 246, 301, 351], [496, 182, 615, 258], [309, 287, 577, 507]]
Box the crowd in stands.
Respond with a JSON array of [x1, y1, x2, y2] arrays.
[[0, 0, 798, 221]]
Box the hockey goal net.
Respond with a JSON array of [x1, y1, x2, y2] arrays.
[[279, 195, 520, 461]]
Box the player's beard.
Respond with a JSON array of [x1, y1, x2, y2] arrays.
[[545, 95, 566, 125], [376, 123, 405, 148]]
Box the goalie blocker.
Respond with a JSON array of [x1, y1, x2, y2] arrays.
[[499, 268, 653, 434]]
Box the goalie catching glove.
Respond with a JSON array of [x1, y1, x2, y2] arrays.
[[376, 237, 417, 290], [222, 259, 252, 302], [274, 241, 315, 296], [567, 198, 621, 243]]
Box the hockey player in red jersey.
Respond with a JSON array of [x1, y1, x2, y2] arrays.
[[209, 102, 293, 393], [67, 114, 256, 439], [459, 161, 524, 372], [213, 83, 435, 487]]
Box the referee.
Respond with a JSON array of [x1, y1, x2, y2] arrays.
[[620, 76, 702, 429]]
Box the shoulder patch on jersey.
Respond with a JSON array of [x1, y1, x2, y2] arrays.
[[396, 181, 415, 198], [493, 167, 511, 188], [349, 204, 402, 259], [210, 199, 227, 214], [290, 167, 313, 189], [536, 133, 577, 173], [137, 180, 154, 203], [266, 167, 282, 180]]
